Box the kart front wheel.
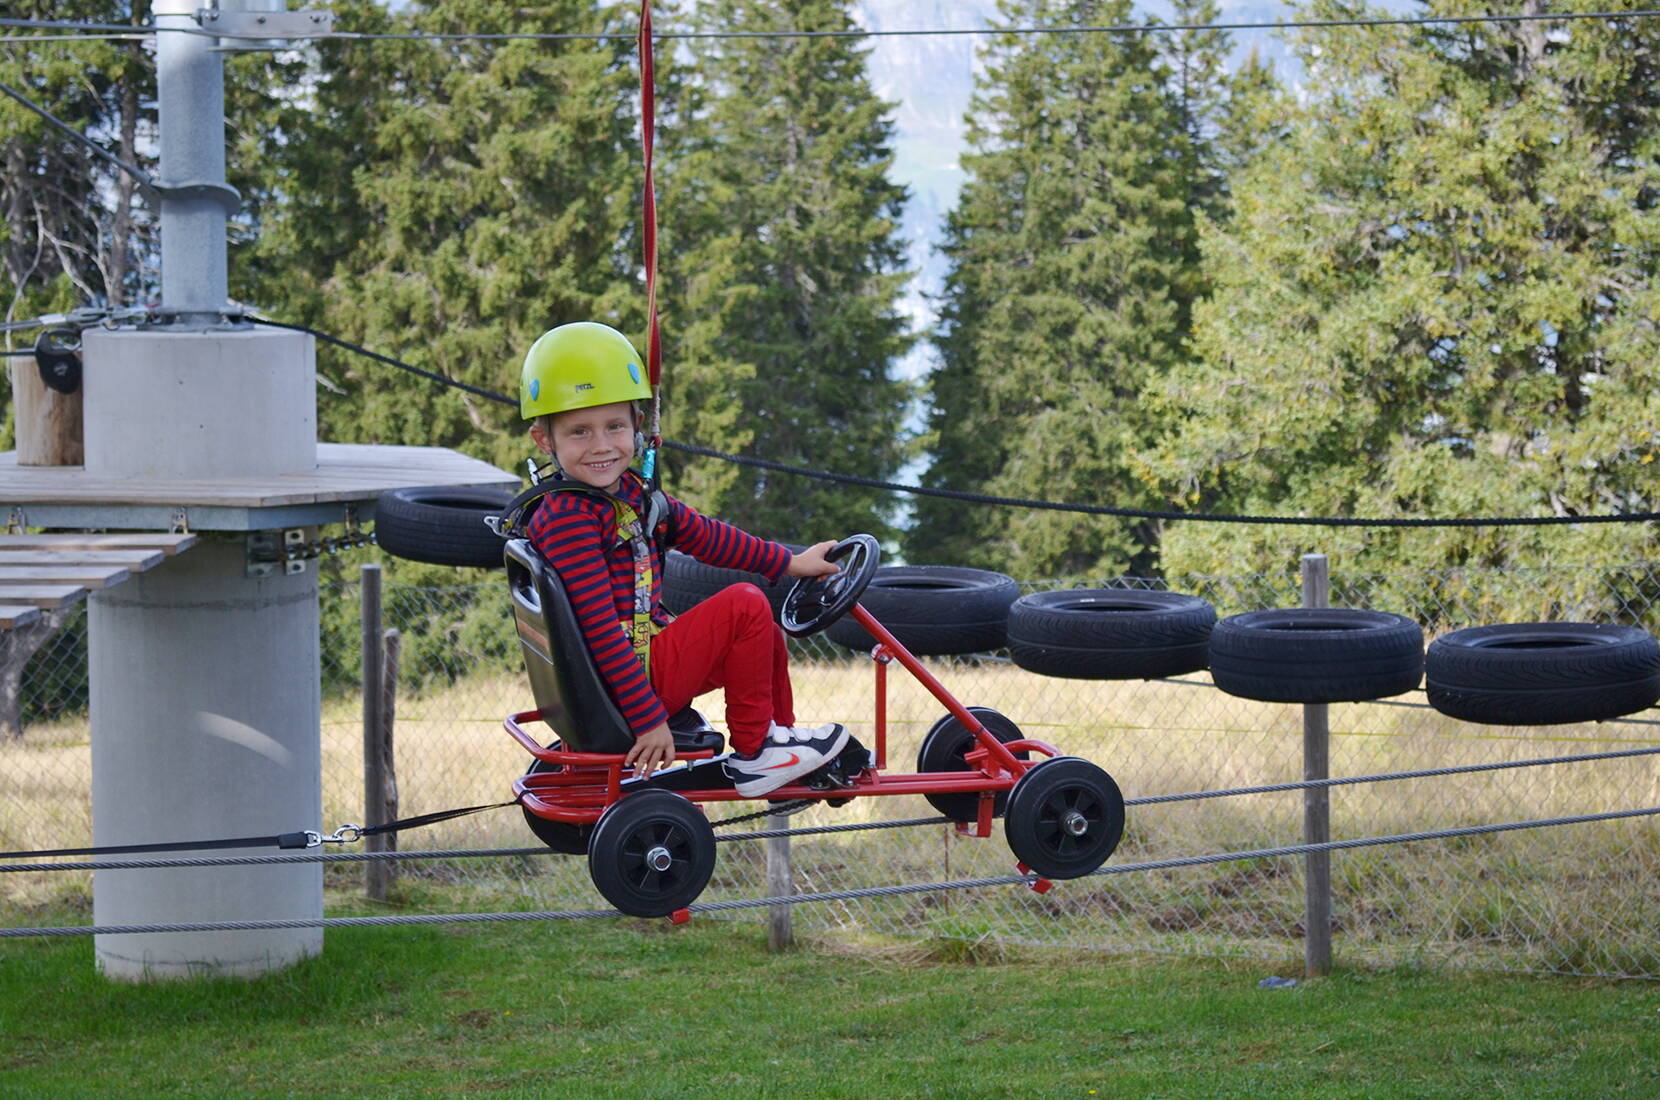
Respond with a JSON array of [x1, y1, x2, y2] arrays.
[[1004, 757, 1125, 880]]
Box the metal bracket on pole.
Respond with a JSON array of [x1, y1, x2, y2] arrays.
[[247, 528, 311, 578], [152, 178, 243, 217], [199, 8, 336, 41]]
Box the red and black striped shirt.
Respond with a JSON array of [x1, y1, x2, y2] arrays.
[[526, 471, 790, 737]]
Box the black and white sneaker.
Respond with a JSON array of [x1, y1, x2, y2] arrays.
[[724, 723, 850, 798]]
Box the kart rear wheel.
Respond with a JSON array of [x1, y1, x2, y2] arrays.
[[1004, 757, 1124, 880], [916, 707, 1028, 822], [588, 790, 716, 917], [521, 751, 591, 855]]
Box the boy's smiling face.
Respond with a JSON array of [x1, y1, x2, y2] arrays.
[[531, 401, 636, 493]]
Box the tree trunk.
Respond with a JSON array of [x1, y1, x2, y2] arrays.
[[0, 608, 69, 742], [107, 36, 143, 307]]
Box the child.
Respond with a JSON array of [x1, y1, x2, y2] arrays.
[[519, 321, 850, 797]]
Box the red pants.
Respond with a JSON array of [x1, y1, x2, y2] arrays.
[[648, 583, 795, 755]]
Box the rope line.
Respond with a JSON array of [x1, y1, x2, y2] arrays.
[[661, 440, 1660, 528], [7, 10, 1660, 43], [236, 318, 1660, 530], [5, 804, 1656, 938], [9, 743, 1659, 873]]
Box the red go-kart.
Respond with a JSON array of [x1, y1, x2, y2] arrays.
[[504, 534, 1126, 919]]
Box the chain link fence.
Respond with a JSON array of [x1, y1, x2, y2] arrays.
[[5, 552, 1659, 977]]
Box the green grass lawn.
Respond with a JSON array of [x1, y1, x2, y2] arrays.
[[3, 904, 1659, 1098]]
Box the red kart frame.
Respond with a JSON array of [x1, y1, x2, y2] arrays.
[[510, 603, 1060, 841], [504, 537, 1126, 921]]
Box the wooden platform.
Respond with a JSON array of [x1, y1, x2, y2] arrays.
[[0, 533, 197, 631], [0, 443, 518, 531]]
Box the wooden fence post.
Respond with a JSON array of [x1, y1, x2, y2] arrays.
[[766, 811, 793, 950], [361, 564, 387, 901], [1301, 552, 1333, 976]]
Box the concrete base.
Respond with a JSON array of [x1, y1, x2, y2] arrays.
[[82, 327, 315, 479], [90, 541, 322, 980]]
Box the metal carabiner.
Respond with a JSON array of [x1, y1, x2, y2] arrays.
[[323, 823, 363, 844]]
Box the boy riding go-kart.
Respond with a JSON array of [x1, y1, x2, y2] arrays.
[[494, 323, 1127, 920]]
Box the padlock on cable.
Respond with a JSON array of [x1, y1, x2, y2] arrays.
[[33, 327, 81, 395]]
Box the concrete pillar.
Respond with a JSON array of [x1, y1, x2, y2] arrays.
[[81, 327, 315, 479], [90, 541, 321, 980]]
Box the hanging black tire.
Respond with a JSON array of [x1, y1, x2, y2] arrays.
[[1208, 608, 1424, 704], [916, 707, 1030, 822], [825, 565, 1021, 656], [521, 750, 591, 855], [1425, 622, 1660, 726], [587, 790, 716, 917], [1003, 756, 1125, 880], [1008, 589, 1216, 680], [661, 547, 802, 623], [374, 485, 515, 568]]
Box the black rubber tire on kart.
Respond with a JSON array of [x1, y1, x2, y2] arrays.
[[1008, 589, 1216, 680], [521, 751, 592, 855], [374, 485, 515, 568], [1003, 756, 1126, 880], [1425, 622, 1660, 726], [825, 565, 1021, 656], [1208, 608, 1424, 704], [661, 546, 802, 624], [915, 707, 1031, 823], [588, 789, 717, 917]]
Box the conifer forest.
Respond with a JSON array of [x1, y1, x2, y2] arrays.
[[3, 0, 1657, 581]]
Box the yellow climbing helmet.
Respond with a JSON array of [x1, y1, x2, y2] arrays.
[[520, 322, 652, 419]]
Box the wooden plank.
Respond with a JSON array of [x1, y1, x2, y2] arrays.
[[0, 565, 128, 588], [0, 533, 196, 554], [0, 604, 41, 629], [0, 549, 164, 571], [0, 443, 516, 509], [0, 584, 85, 609]]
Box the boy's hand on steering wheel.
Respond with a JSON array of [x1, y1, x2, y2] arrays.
[[785, 540, 841, 579], [626, 723, 676, 778]]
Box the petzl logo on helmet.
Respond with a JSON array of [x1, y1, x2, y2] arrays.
[[574, 382, 594, 392], [627, 361, 642, 384]]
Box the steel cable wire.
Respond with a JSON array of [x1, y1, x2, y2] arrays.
[[6, 804, 1658, 938]]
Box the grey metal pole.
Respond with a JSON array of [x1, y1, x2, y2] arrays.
[[1301, 553, 1332, 976], [361, 565, 386, 900], [153, 0, 229, 320], [766, 812, 793, 950]]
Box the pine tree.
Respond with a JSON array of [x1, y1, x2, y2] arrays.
[[908, 0, 1199, 579], [659, 0, 914, 544], [248, 1, 648, 475], [1151, 0, 1660, 580]]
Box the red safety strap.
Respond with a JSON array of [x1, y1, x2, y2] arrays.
[[638, 1, 661, 390]]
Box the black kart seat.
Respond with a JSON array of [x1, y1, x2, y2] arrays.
[[506, 538, 724, 756]]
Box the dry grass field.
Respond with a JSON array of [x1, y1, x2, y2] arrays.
[[6, 658, 1660, 975]]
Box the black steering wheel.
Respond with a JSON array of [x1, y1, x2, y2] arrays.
[[780, 534, 881, 638]]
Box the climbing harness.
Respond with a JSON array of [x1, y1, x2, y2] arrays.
[[490, 475, 676, 673]]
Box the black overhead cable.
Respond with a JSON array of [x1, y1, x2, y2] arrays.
[[3, 9, 1660, 44], [243, 318, 1660, 531]]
